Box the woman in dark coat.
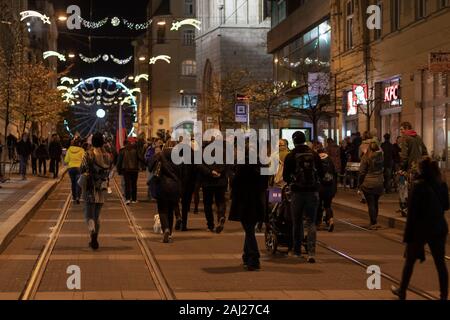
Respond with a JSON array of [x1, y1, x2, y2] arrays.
[[149, 142, 181, 243], [359, 141, 384, 229], [229, 157, 268, 271], [392, 158, 449, 300]]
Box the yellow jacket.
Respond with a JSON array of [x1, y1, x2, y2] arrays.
[[64, 146, 85, 168]]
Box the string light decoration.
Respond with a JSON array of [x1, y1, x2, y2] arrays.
[[104, 88, 120, 95], [110, 55, 133, 65], [60, 77, 74, 85], [129, 88, 141, 95], [20, 10, 51, 24], [57, 86, 71, 92], [171, 19, 201, 31], [149, 55, 171, 65], [43, 51, 66, 61], [122, 18, 153, 30], [111, 17, 121, 27], [79, 53, 101, 64], [134, 74, 149, 82], [79, 16, 109, 29]]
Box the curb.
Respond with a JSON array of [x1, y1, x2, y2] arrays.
[[0, 171, 67, 254], [333, 198, 407, 231]]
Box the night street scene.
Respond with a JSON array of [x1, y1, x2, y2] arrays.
[[0, 0, 449, 311]]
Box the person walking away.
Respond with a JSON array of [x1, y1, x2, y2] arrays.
[[31, 135, 38, 176], [229, 151, 268, 271], [392, 158, 448, 300], [359, 141, 384, 230], [381, 134, 394, 194], [198, 140, 229, 234], [283, 131, 324, 263], [7, 132, 17, 161], [117, 140, 140, 205], [49, 134, 63, 179], [148, 141, 181, 243], [36, 139, 49, 176], [16, 133, 32, 181], [65, 138, 85, 204], [325, 138, 341, 181], [180, 141, 199, 231], [79, 133, 111, 250], [393, 136, 402, 172], [317, 149, 337, 232]]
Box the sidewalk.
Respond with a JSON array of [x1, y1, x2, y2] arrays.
[[0, 173, 62, 253], [334, 187, 450, 230]]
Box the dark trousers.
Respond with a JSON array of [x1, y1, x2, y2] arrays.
[[317, 192, 334, 225], [50, 158, 59, 178], [384, 167, 393, 193], [38, 159, 47, 175], [68, 167, 81, 200], [31, 157, 37, 175], [158, 199, 177, 234], [400, 237, 448, 300], [290, 192, 319, 256], [363, 192, 380, 225], [124, 171, 138, 201], [203, 186, 226, 229], [241, 220, 260, 267], [181, 185, 196, 229], [19, 155, 28, 177]]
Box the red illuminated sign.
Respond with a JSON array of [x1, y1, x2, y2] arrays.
[[384, 84, 399, 102]]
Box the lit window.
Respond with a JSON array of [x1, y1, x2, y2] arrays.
[[181, 95, 197, 108], [182, 60, 197, 76]]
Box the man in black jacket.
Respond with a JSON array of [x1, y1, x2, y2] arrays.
[[49, 134, 63, 179], [283, 131, 324, 263], [16, 133, 32, 180]]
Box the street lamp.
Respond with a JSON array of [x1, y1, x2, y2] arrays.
[[139, 56, 146, 62], [68, 53, 76, 59], [58, 16, 67, 22]]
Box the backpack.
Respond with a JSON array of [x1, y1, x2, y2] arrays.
[[321, 158, 335, 185], [89, 152, 110, 191], [293, 152, 318, 189]]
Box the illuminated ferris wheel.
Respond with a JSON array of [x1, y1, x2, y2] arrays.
[[64, 76, 138, 138]]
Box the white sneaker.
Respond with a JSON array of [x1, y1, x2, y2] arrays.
[[88, 219, 96, 233], [126, 200, 131, 205]]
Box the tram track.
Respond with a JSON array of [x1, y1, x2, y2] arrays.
[[15, 176, 175, 300]]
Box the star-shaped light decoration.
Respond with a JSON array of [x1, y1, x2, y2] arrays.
[[149, 55, 171, 65], [20, 11, 51, 25], [170, 19, 201, 31]]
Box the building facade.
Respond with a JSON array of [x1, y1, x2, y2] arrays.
[[133, 0, 198, 139], [331, 0, 450, 166], [196, 0, 272, 130], [267, 0, 333, 142]]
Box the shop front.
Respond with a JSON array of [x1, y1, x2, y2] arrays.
[[377, 77, 402, 140]]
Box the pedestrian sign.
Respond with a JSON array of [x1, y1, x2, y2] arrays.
[[235, 103, 248, 123]]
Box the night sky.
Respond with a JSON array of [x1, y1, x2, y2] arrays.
[[49, 0, 149, 79]]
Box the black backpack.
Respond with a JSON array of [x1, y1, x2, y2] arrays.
[[88, 152, 110, 191], [321, 157, 335, 185], [293, 152, 318, 189]]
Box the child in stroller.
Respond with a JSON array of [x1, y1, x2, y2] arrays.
[[265, 186, 307, 255]]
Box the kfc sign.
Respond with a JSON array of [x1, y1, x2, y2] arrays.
[[384, 84, 399, 102]]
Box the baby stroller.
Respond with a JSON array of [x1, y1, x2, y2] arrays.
[[265, 186, 293, 254]]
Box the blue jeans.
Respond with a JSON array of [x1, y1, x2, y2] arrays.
[[19, 155, 28, 177], [68, 168, 81, 200], [290, 192, 319, 256], [84, 203, 103, 234]]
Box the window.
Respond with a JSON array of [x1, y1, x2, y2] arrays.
[[374, 1, 383, 40], [415, 0, 427, 19], [391, 0, 400, 31], [438, 0, 449, 9], [181, 95, 197, 108], [271, 0, 287, 27], [345, 0, 354, 50], [183, 29, 195, 46], [182, 60, 197, 76], [157, 25, 166, 44], [185, 0, 194, 16]]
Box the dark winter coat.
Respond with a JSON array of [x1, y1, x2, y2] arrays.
[[16, 140, 32, 157], [381, 141, 394, 169], [229, 162, 268, 224], [149, 148, 181, 202], [400, 130, 428, 171], [319, 154, 337, 198], [117, 144, 139, 174], [48, 141, 63, 160], [359, 150, 384, 195], [282, 144, 324, 193], [35, 143, 49, 160], [404, 179, 449, 243]]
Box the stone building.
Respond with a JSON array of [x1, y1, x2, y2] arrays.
[[196, 0, 272, 130], [331, 0, 450, 166]]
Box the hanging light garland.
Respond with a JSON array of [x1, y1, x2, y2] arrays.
[[20, 10, 51, 24], [60, 77, 75, 85], [134, 74, 149, 82], [104, 88, 120, 95], [170, 19, 201, 31], [79, 53, 101, 64], [43, 51, 66, 61], [149, 55, 171, 64], [79, 16, 109, 29], [122, 18, 153, 30], [110, 55, 133, 65]]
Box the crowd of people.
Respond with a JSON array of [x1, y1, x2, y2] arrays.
[[0, 121, 447, 300]]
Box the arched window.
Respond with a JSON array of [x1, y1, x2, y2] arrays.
[[181, 60, 197, 76]]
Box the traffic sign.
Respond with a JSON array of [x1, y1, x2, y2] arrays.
[[235, 103, 248, 123]]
